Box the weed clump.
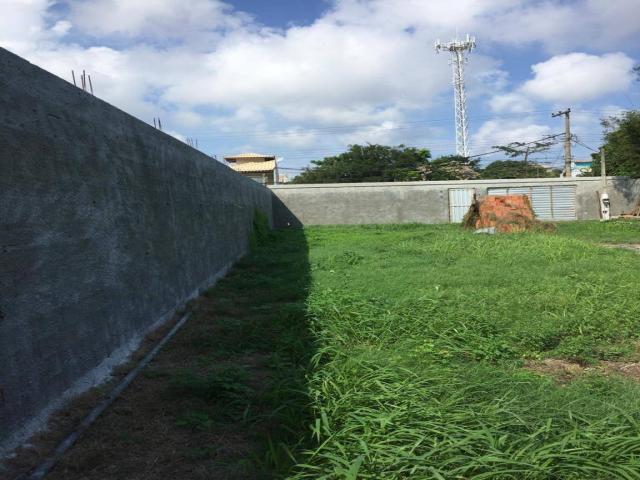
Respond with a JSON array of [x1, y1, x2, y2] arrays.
[[250, 209, 272, 250], [169, 367, 251, 402]]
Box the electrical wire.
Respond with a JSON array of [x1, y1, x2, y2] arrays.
[[467, 133, 565, 158], [200, 108, 629, 142], [572, 137, 599, 152]]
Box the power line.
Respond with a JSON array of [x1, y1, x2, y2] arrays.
[[468, 133, 565, 158], [192, 108, 629, 141], [572, 137, 598, 152], [204, 111, 552, 140]]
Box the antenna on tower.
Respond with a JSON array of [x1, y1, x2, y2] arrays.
[[435, 33, 476, 157]]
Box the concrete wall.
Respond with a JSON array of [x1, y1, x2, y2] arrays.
[[271, 177, 640, 227], [0, 48, 272, 454]]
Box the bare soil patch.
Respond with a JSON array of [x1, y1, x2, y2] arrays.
[[600, 361, 640, 381], [1, 296, 292, 480], [600, 243, 640, 252], [524, 358, 587, 383], [525, 358, 640, 383]]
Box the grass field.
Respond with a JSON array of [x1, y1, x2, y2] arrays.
[[13, 220, 640, 479], [264, 219, 640, 479]]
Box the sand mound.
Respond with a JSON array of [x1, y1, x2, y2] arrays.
[[462, 195, 556, 233]]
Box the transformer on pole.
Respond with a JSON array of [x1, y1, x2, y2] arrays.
[[435, 34, 476, 157]]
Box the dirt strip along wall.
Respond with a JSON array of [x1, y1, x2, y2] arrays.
[[0, 48, 272, 455]]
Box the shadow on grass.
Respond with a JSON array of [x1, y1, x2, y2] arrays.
[[22, 226, 314, 480], [161, 226, 314, 478], [1, 223, 314, 480]]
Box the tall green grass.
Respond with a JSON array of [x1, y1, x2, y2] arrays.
[[288, 223, 640, 479], [557, 219, 640, 244]]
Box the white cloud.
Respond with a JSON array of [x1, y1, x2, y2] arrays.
[[26, 45, 161, 119], [166, 129, 187, 142], [327, 0, 640, 52], [68, 0, 249, 39], [51, 20, 72, 36], [173, 110, 206, 128], [489, 92, 534, 113], [0, 0, 56, 55], [273, 105, 402, 127], [522, 52, 635, 103], [1, 0, 638, 166], [161, 21, 452, 114], [261, 128, 319, 149]]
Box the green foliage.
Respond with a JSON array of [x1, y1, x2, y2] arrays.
[[556, 219, 640, 244], [492, 139, 556, 159], [426, 154, 481, 180], [169, 367, 251, 402], [250, 208, 271, 250], [591, 110, 640, 177], [291, 144, 431, 183], [176, 410, 216, 431], [481, 160, 561, 179], [291, 144, 578, 183], [480, 138, 560, 179]]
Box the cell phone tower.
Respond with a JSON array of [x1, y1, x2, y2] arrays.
[[435, 34, 476, 157]]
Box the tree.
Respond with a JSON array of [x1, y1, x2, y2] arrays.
[[425, 155, 480, 180], [291, 144, 431, 183], [590, 111, 640, 178], [494, 139, 554, 163], [481, 160, 560, 179], [492, 138, 555, 162]]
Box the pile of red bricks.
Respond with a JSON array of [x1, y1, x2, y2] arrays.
[[465, 195, 538, 233]]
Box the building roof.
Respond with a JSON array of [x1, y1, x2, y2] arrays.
[[224, 152, 276, 162], [229, 159, 277, 173]]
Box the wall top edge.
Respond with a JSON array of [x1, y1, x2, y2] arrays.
[[270, 176, 632, 190]]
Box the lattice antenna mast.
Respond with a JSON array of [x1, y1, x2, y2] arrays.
[[435, 34, 476, 157]]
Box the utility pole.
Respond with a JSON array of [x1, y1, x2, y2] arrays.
[[552, 108, 572, 177], [600, 148, 607, 187], [274, 157, 280, 186], [599, 148, 610, 220], [435, 34, 476, 157]]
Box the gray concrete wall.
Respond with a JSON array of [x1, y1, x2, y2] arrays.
[[271, 177, 640, 227], [0, 48, 272, 455]]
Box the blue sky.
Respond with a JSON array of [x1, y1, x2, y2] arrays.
[[1, 0, 639, 177], [229, 0, 329, 28]]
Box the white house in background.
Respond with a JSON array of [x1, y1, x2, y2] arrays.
[[572, 159, 593, 177], [224, 152, 279, 185]]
